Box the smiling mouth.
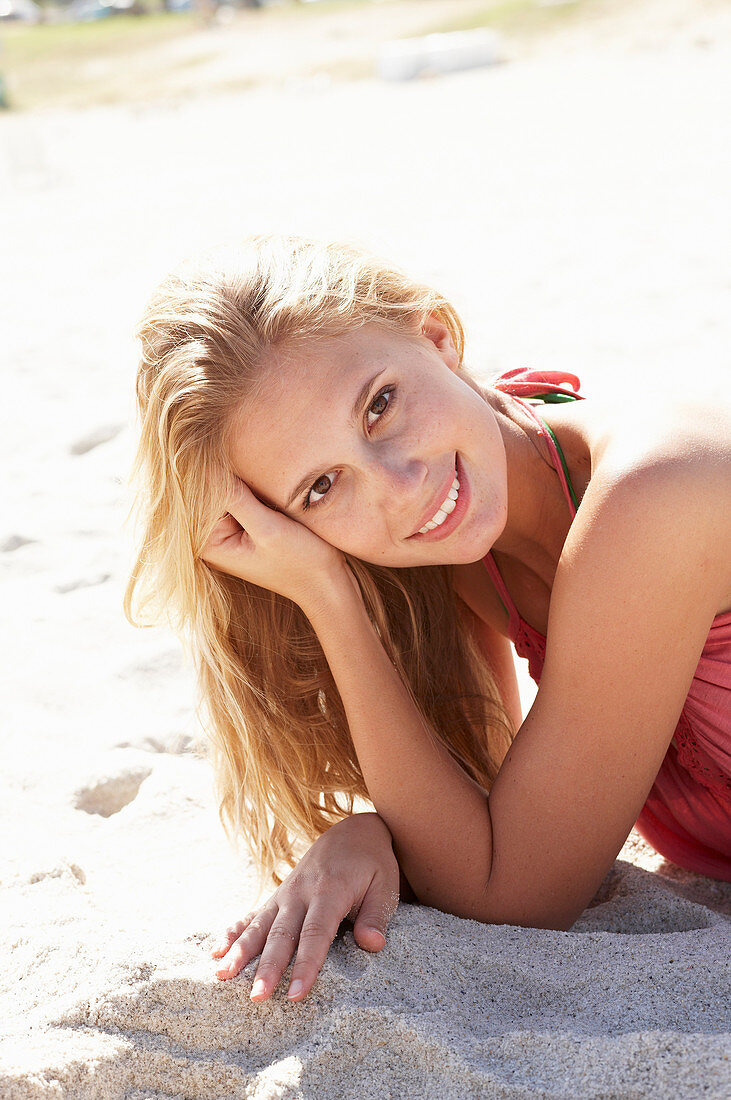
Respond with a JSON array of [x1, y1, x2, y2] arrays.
[[415, 467, 460, 534], [408, 456, 467, 541]]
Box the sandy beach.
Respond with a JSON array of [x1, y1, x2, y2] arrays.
[[1, 1, 730, 1095]]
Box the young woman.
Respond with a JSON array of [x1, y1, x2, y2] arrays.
[[125, 235, 731, 1007]]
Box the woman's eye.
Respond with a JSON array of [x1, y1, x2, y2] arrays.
[[302, 386, 396, 511], [366, 386, 395, 429], [304, 472, 336, 510]]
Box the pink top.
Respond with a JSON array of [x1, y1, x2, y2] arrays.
[[483, 369, 731, 881]]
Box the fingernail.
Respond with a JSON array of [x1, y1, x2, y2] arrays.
[[287, 979, 304, 1000], [369, 929, 386, 947], [250, 979, 267, 999]]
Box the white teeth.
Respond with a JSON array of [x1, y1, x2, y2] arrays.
[[417, 473, 460, 535]]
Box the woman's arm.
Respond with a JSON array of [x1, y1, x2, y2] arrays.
[[454, 593, 522, 730], [303, 460, 729, 929], [483, 461, 729, 926], [305, 583, 498, 921]]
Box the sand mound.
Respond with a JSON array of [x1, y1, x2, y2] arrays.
[[2, 815, 729, 1099]]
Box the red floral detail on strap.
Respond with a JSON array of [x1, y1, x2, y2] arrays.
[[673, 710, 731, 798], [493, 368, 582, 400]]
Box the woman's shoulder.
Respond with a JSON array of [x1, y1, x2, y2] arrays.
[[542, 388, 730, 501], [560, 392, 731, 615], [586, 394, 729, 532], [594, 391, 728, 471]]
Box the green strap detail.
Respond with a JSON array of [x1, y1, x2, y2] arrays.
[[493, 579, 510, 618], [538, 417, 580, 512], [528, 392, 577, 404]]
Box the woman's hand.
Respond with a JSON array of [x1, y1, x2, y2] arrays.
[[211, 813, 401, 1003], [201, 478, 356, 610]]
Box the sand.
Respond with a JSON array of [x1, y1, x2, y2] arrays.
[[1, 1, 730, 1095], [2, 825, 730, 1097]]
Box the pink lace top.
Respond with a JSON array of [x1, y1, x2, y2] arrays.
[[483, 369, 731, 881]]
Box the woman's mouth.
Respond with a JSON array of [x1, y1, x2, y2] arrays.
[[408, 454, 469, 541]]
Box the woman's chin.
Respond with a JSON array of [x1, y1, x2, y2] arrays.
[[343, 512, 502, 569]]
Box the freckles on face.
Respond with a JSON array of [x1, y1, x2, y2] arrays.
[[226, 341, 423, 563], [226, 326, 508, 565], [227, 360, 338, 512], [226, 335, 379, 519]]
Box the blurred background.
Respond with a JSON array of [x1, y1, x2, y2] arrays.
[[1, 1, 729, 908]]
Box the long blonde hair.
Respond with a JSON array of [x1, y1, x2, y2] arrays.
[[124, 236, 513, 889]]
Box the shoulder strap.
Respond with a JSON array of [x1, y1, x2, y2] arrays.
[[482, 369, 583, 620], [517, 403, 580, 516], [482, 552, 520, 634], [493, 368, 583, 516]]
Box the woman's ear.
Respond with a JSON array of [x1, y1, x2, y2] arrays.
[[421, 313, 460, 372]]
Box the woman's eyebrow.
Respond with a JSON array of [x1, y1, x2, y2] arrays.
[[283, 368, 388, 509]]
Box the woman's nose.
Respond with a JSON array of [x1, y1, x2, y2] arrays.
[[369, 455, 428, 502]]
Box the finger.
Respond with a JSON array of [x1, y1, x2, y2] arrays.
[[249, 903, 307, 1002], [211, 915, 256, 958], [351, 870, 400, 953], [215, 905, 278, 980], [201, 508, 251, 567], [285, 896, 349, 1003], [205, 512, 244, 548], [225, 479, 275, 535]]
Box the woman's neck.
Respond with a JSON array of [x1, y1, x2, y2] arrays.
[[483, 388, 579, 579]]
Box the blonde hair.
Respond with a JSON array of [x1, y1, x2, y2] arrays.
[[124, 236, 513, 889]]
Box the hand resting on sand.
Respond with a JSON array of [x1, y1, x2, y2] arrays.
[[212, 812, 401, 1002]]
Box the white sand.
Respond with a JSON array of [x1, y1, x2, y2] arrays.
[[1, 1, 730, 1095]]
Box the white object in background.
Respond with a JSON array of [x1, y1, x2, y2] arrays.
[[378, 29, 502, 82]]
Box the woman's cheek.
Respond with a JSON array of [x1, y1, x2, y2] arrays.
[[337, 517, 372, 556]]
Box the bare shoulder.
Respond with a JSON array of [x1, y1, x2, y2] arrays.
[[586, 390, 730, 485], [573, 393, 731, 612]]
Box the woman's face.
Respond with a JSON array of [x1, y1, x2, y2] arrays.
[[227, 319, 508, 568]]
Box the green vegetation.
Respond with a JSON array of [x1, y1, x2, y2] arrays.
[[0, 0, 597, 112], [2, 11, 194, 66], [410, 0, 590, 39], [0, 13, 199, 109]]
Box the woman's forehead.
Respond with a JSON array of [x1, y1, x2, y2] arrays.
[[246, 332, 364, 409], [271, 325, 384, 369], [249, 325, 409, 406], [226, 339, 362, 492]]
